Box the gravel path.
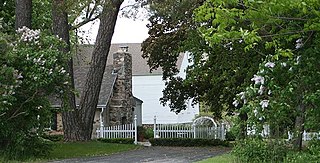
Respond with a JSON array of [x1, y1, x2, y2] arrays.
[[49, 146, 231, 163]]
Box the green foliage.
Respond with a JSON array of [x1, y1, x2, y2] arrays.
[[232, 138, 288, 163], [285, 140, 320, 163], [197, 153, 235, 163], [97, 138, 134, 144], [42, 134, 64, 142], [0, 25, 69, 159], [1, 135, 53, 161], [142, 0, 263, 117], [144, 128, 154, 139], [225, 131, 236, 141], [149, 138, 229, 147]]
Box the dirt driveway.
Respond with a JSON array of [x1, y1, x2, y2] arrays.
[[49, 146, 231, 163]]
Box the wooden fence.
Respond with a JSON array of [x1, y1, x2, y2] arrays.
[[153, 116, 226, 140], [96, 115, 138, 144]]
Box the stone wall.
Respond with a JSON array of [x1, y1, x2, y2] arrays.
[[108, 49, 133, 126]]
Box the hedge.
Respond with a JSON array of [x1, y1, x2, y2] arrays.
[[149, 138, 229, 147], [97, 138, 134, 144]]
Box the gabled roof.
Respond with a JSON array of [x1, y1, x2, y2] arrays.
[[74, 43, 185, 76], [50, 65, 117, 107], [74, 65, 117, 107]]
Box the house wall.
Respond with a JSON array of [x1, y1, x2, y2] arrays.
[[132, 52, 199, 124], [133, 101, 142, 126], [133, 75, 199, 124]]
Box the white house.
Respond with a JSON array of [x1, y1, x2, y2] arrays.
[[74, 43, 199, 124], [111, 43, 199, 124]]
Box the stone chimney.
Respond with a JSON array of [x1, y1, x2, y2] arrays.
[[108, 46, 133, 126]]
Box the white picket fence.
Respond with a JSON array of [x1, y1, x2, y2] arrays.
[[154, 124, 225, 140], [96, 115, 226, 144], [96, 115, 138, 144], [153, 116, 226, 140], [288, 131, 320, 141]]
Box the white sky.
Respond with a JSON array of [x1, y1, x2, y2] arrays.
[[80, 1, 149, 44]]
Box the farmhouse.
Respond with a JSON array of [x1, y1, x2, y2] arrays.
[[50, 43, 199, 136]]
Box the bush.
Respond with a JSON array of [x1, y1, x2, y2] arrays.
[[285, 140, 320, 162], [1, 133, 53, 161], [149, 138, 229, 147], [42, 134, 64, 142], [144, 128, 154, 139], [97, 138, 134, 144], [226, 131, 236, 141], [232, 138, 287, 163]]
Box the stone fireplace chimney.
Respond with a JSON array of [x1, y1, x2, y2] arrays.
[[108, 46, 133, 126]]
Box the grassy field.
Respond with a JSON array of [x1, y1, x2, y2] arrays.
[[197, 153, 235, 163], [1, 141, 139, 162]]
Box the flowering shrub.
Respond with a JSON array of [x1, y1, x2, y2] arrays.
[[0, 26, 70, 160]]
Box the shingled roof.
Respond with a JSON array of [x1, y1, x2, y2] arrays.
[[73, 43, 185, 76], [50, 65, 116, 107], [51, 43, 182, 107]]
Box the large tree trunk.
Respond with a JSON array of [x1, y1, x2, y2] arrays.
[[52, 0, 81, 141], [76, 0, 123, 140], [15, 0, 32, 29]]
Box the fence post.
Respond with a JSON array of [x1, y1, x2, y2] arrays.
[[134, 115, 137, 144], [154, 116, 157, 138], [221, 123, 225, 140], [193, 124, 196, 139]]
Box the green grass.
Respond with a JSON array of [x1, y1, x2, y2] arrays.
[[47, 141, 139, 160], [1, 141, 139, 162], [197, 153, 235, 163]]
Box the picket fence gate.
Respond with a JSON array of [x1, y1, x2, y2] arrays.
[[153, 116, 226, 140], [96, 115, 226, 144]]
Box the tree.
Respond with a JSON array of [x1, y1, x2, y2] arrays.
[[141, 0, 264, 119], [195, 0, 320, 151], [15, 0, 32, 29], [76, 0, 123, 140], [52, 0, 78, 141], [51, 0, 124, 141]]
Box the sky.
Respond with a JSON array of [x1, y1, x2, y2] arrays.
[[80, 2, 149, 44]]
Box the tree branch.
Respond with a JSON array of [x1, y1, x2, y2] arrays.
[[70, 14, 101, 30]]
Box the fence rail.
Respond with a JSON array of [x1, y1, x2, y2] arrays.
[[96, 115, 138, 144], [153, 116, 226, 140]]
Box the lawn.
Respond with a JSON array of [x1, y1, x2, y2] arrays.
[[197, 153, 235, 163], [1, 141, 139, 162], [47, 141, 139, 160]]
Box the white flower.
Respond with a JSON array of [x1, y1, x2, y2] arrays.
[[253, 109, 258, 116], [232, 100, 239, 107], [295, 55, 301, 65], [268, 90, 272, 95], [260, 100, 269, 109], [238, 92, 245, 100], [17, 26, 41, 42], [17, 73, 23, 79], [259, 117, 263, 121], [49, 69, 53, 75], [258, 85, 264, 95], [289, 67, 293, 71], [295, 39, 303, 49], [251, 75, 265, 85], [265, 62, 275, 68], [281, 62, 287, 67]]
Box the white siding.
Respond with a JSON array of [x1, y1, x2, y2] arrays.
[[132, 53, 199, 124]]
